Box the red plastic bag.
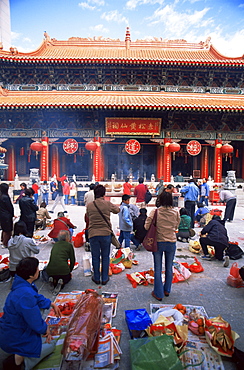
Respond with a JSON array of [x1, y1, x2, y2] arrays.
[[73, 230, 85, 248], [182, 257, 204, 273], [227, 262, 244, 288]]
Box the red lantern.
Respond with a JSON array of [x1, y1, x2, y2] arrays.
[[20, 147, 25, 156], [30, 141, 43, 152], [85, 141, 97, 158], [168, 142, 180, 160], [221, 144, 233, 161]]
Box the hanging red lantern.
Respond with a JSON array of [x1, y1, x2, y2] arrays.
[[30, 141, 43, 152], [20, 147, 25, 156], [85, 141, 98, 158], [236, 149, 239, 158], [221, 144, 233, 161], [168, 142, 180, 160]]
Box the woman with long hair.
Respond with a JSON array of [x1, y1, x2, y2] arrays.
[[0, 183, 14, 248], [145, 192, 180, 301]]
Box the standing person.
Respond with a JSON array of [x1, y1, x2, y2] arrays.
[[63, 180, 70, 205], [84, 183, 95, 206], [130, 208, 147, 251], [118, 194, 133, 248], [19, 188, 38, 237], [155, 180, 164, 195], [48, 212, 76, 242], [219, 188, 237, 222], [199, 178, 210, 206], [0, 257, 61, 370], [0, 183, 14, 248], [145, 192, 180, 301], [35, 202, 51, 230], [41, 180, 49, 205], [180, 179, 199, 228], [134, 177, 147, 209], [69, 180, 77, 205], [200, 215, 229, 266], [8, 221, 39, 277], [87, 185, 120, 285], [50, 178, 57, 200], [44, 230, 75, 294], [13, 182, 27, 204], [123, 178, 132, 195], [49, 180, 67, 214], [32, 180, 39, 205]]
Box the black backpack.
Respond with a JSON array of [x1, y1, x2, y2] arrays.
[[226, 243, 244, 260], [145, 189, 152, 204]]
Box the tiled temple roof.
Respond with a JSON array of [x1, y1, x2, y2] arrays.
[[0, 90, 243, 112], [0, 30, 243, 67]]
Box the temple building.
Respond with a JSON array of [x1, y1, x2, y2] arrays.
[[0, 28, 243, 182]]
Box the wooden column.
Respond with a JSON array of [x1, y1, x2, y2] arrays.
[[6, 145, 15, 181], [40, 137, 49, 181], [214, 140, 222, 183], [93, 138, 101, 181], [201, 146, 209, 179], [51, 144, 59, 178], [156, 145, 164, 180]]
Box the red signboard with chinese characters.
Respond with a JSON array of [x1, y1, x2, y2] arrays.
[[125, 139, 141, 155], [63, 139, 78, 154], [186, 140, 202, 156], [105, 118, 161, 135]]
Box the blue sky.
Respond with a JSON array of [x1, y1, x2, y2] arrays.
[[10, 0, 244, 57]]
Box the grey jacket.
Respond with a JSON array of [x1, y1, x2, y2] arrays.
[[7, 235, 39, 271]]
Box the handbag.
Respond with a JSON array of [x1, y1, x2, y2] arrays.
[[93, 201, 121, 249], [142, 209, 158, 252]]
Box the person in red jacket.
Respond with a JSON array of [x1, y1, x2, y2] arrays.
[[48, 212, 76, 242], [134, 177, 147, 208], [123, 178, 132, 195], [32, 180, 39, 205]]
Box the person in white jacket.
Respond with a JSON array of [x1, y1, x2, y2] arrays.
[[8, 221, 39, 277]]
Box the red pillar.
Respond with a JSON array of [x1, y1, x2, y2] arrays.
[[156, 145, 164, 180], [40, 137, 49, 181], [214, 140, 222, 183], [6, 145, 15, 181], [93, 138, 101, 181], [163, 139, 171, 182], [201, 146, 209, 179], [51, 145, 59, 178]]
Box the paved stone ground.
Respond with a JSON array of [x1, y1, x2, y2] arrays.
[[0, 200, 243, 369]]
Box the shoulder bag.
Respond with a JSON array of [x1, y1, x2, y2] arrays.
[[142, 209, 158, 252], [93, 201, 121, 249]]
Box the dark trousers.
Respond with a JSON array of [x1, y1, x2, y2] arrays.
[[184, 200, 196, 228], [200, 236, 226, 260], [223, 198, 236, 221]]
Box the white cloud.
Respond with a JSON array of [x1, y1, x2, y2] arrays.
[[209, 29, 244, 57], [23, 37, 32, 43], [126, 0, 165, 10], [11, 31, 21, 40], [90, 24, 109, 33], [101, 10, 128, 24], [147, 4, 212, 35], [78, 0, 105, 10], [238, 3, 244, 8]]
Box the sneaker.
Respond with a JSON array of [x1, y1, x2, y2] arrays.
[[135, 244, 142, 251], [223, 255, 230, 267], [48, 277, 54, 292], [53, 279, 63, 295], [201, 254, 212, 261]]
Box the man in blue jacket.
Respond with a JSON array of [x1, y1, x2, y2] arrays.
[[180, 179, 199, 228], [118, 194, 133, 248], [0, 257, 61, 370], [199, 178, 210, 206]]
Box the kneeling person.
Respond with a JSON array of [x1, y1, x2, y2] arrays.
[[45, 230, 76, 294]]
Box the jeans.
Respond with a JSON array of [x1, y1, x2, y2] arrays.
[[42, 193, 49, 205], [24, 337, 56, 370], [130, 234, 140, 247], [153, 241, 176, 299], [90, 235, 111, 283], [64, 194, 69, 205], [199, 196, 208, 206], [118, 230, 131, 248], [71, 196, 76, 205], [34, 193, 38, 205]]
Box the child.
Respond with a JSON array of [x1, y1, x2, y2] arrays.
[[176, 208, 192, 242], [118, 194, 133, 248]]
